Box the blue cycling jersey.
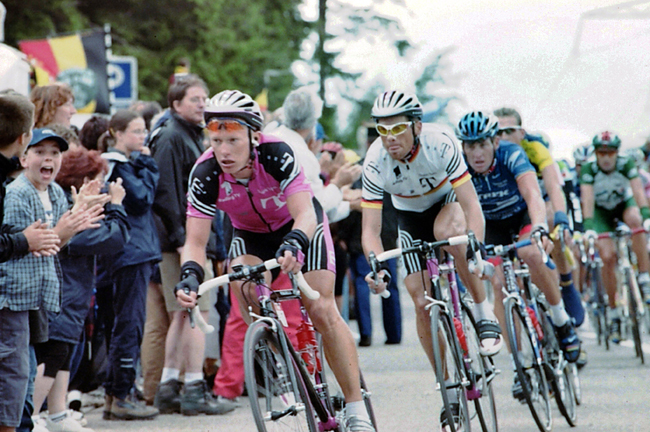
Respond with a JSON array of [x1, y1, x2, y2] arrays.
[[467, 141, 536, 220]]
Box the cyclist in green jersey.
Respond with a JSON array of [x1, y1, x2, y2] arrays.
[[580, 131, 650, 342]]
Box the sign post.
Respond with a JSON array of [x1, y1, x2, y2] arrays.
[[108, 54, 137, 112]]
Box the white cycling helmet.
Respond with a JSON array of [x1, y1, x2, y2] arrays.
[[572, 144, 594, 165], [455, 111, 499, 142], [205, 90, 264, 131], [371, 91, 423, 120]]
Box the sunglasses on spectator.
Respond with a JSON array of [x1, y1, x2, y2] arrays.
[[376, 121, 412, 137], [206, 118, 248, 133], [497, 125, 523, 135]]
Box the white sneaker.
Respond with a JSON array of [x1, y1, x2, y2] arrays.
[[45, 412, 94, 432], [344, 415, 375, 432], [66, 410, 87, 426], [32, 415, 49, 432]]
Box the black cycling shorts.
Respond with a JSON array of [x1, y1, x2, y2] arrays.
[[228, 199, 335, 279], [485, 209, 531, 247], [397, 190, 456, 276]]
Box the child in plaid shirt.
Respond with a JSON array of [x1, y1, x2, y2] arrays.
[[0, 127, 101, 432]]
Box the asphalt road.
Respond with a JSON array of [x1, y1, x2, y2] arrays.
[[84, 288, 650, 432]]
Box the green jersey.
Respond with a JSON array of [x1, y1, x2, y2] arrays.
[[579, 156, 638, 210]]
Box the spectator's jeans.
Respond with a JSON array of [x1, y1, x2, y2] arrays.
[[104, 262, 154, 400], [16, 345, 36, 432], [0, 309, 29, 428], [349, 254, 402, 344]]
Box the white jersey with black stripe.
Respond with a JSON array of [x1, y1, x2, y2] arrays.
[[362, 123, 470, 213]]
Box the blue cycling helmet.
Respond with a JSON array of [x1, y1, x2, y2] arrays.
[[455, 111, 499, 142]]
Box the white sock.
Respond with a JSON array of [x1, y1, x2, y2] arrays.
[[184, 372, 204, 384], [473, 299, 496, 322], [160, 367, 180, 383], [549, 303, 570, 327], [639, 272, 650, 284], [346, 401, 370, 421]]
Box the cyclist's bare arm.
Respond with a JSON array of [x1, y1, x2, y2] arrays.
[[176, 216, 212, 307], [517, 171, 547, 227], [630, 177, 649, 209], [454, 180, 485, 242], [580, 184, 595, 221], [542, 163, 567, 214], [361, 206, 390, 292]]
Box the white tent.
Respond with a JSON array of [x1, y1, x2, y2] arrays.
[[0, 43, 30, 96]]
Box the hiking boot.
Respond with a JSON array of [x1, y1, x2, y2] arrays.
[[345, 415, 376, 432], [610, 318, 622, 344], [111, 396, 159, 420], [103, 395, 113, 420], [439, 403, 461, 432], [154, 379, 182, 414], [181, 380, 237, 416], [555, 321, 581, 363]]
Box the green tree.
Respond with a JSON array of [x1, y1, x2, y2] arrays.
[[4, 0, 307, 109]]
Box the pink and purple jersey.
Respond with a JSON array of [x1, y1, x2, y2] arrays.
[[187, 134, 313, 233]]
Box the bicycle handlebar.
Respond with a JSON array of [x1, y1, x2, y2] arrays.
[[191, 259, 320, 333]]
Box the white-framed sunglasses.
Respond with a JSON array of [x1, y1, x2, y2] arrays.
[[375, 121, 412, 137]]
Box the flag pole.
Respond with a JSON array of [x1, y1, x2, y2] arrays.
[[104, 23, 113, 114]]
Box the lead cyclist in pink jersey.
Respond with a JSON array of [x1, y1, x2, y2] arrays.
[[174, 90, 376, 432]]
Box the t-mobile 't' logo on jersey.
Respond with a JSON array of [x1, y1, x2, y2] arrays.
[[259, 194, 286, 210]]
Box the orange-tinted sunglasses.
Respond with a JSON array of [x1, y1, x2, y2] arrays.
[[206, 118, 248, 133]]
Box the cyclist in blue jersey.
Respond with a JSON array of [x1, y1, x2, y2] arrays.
[[456, 111, 581, 401]]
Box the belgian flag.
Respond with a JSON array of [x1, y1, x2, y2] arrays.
[[19, 29, 110, 114]]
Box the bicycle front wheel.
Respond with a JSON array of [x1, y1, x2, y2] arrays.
[[244, 321, 318, 432], [461, 303, 498, 432], [552, 362, 578, 426], [504, 298, 552, 432], [588, 266, 609, 350], [431, 304, 471, 432]]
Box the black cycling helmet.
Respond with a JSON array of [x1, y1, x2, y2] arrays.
[[455, 111, 499, 142]]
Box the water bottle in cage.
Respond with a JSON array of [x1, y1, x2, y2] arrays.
[[453, 317, 468, 355], [297, 318, 321, 374], [527, 306, 544, 341]]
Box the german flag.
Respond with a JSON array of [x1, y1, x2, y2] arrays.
[[19, 29, 110, 114]]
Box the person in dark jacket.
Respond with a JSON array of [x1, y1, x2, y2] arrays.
[[97, 110, 161, 420], [143, 76, 232, 415], [31, 147, 129, 432]]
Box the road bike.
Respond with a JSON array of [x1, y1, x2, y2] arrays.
[[486, 234, 578, 431], [192, 260, 376, 431], [578, 231, 609, 350], [595, 222, 647, 364], [369, 232, 498, 432]]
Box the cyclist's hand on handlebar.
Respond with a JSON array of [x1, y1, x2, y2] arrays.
[[364, 269, 390, 295], [174, 277, 199, 309], [275, 239, 305, 275], [532, 225, 554, 254]]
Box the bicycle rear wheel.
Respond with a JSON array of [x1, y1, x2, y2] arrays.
[[504, 298, 552, 432], [244, 321, 318, 432], [461, 303, 498, 432], [431, 304, 470, 432], [625, 269, 645, 364]]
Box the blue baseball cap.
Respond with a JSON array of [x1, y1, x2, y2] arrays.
[[28, 128, 69, 152]]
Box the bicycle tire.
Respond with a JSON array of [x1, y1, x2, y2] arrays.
[[430, 304, 471, 432], [461, 302, 498, 432], [318, 334, 377, 431], [504, 298, 552, 432], [566, 363, 582, 406], [589, 266, 609, 350], [625, 269, 645, 364], [244, 321, 318, 432]]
